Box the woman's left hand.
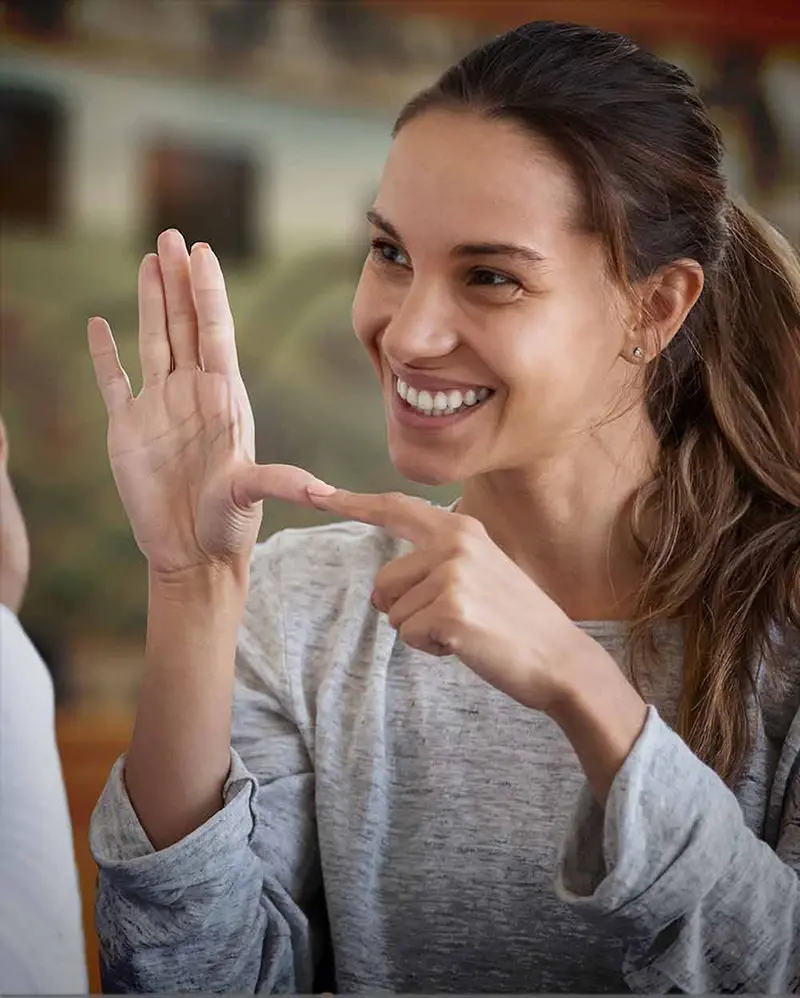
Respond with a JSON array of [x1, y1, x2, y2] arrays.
[[307, 486, 604, 713], [307, 485, 649, 800]]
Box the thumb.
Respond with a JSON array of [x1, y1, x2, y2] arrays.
[[232, 463, 336, 510]]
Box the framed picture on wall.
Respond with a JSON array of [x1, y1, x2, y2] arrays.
[[143, 138, 261, 263], [0, 84, 65, 231]]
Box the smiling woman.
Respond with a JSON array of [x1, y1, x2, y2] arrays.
[[87, 20, 799, 996]]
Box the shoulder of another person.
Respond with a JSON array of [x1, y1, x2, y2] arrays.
[[0, 602, 55, 709]]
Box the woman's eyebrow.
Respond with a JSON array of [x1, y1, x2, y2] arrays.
[[453, 242, 547, 267], [366, 209, 547, 267], [366, 209, 403, 242]]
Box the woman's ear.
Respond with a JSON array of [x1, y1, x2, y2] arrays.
[[623, 259, 705, 362]]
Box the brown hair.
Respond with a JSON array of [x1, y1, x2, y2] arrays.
[[396, 21, 800, 783]]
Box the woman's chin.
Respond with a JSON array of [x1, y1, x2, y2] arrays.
[[389, 450, 463, 487]]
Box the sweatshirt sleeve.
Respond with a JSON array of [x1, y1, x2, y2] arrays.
[[89, 534, 327, 994], [555, 704, 800, 994], [0, 605, 88, 996]]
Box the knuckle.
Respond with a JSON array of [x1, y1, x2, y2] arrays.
[[168, 302, 197, 327], [196, 289, 230, 320], [203, 315, 228, 338], [445, 598, 469, 628], [447, 528, 476, 560], [442, 516, 486, 561], [440, 559, 466, 591], [455, 513, 486, 538], [430, 625, 457, 656], [397, 620, 415, 646], [373, 491, 405, 520]]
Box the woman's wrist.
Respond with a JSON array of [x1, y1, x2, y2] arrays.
[[546, 632, 648, 803], [148, 559, 250, 611], [144, 562, 250, 688]]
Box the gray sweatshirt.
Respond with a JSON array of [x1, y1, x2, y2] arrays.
[[90, 520, 800, 994]]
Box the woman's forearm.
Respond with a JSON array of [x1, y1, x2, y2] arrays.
[[124, 566, 249, 850], [548, 634, 648, 804]]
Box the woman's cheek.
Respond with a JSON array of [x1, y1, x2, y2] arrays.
[[352, 268, 397, 353]]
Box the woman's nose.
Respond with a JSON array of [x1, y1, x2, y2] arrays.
[[380, 284, 460, 364]]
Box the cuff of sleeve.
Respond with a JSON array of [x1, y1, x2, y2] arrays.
[[89, 748, 258, 899], [554, 705, 745, 937]]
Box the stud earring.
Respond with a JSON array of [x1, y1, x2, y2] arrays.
[[632, 346, 644, 360]]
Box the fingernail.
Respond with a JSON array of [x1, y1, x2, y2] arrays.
[[157, 230, 183, 252], [191, 242, 210, 252], [306, 483, 337, 497]]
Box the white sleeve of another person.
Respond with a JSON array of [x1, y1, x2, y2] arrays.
[[0, 604, 88, 995]]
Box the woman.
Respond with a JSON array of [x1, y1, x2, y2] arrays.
[[88, 21, 799, 994]]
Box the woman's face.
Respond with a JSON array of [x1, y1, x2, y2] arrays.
[[352, 110, 638, 486]]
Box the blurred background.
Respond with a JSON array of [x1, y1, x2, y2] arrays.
[[0, 0, 797, 987]]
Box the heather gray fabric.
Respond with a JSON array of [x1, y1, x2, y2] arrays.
[[90, 520, 800, 994]]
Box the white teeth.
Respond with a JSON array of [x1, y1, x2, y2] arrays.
[[396, 377, 492, 416], [417, 390, 434, 412]]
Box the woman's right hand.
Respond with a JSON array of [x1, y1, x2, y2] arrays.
[[89, 229, 332, 583]]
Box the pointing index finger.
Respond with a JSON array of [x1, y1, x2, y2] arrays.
[[306, 487, 448, 543]]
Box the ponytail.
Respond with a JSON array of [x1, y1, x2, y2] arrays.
[[630, 201, 800, 783]]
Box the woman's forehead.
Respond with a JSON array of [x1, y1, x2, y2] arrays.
[[376, 111, 581, 249]]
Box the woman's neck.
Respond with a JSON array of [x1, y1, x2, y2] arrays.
[[457, 426, 659, 622]]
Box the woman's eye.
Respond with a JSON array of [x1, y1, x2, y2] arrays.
[[370, 239, 410, 268], [470, 269, 520, 289]]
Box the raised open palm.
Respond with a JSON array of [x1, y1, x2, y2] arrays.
[[89, 230, 332, 580]]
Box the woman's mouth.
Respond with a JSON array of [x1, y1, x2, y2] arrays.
[[394, 377, 494, 418]]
